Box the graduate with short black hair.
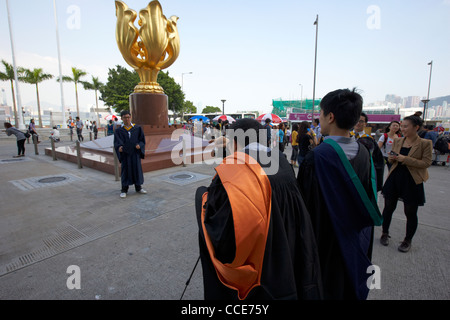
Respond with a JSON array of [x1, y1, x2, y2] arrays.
[[196, 118, 322, 300], [114, 110, 147, 198], [297, 88, 382, 300]]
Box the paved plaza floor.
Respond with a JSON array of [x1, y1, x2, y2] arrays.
[[0, 136, 449, 300]]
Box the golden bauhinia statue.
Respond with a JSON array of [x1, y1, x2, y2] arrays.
[[115, 0, 180, 94]]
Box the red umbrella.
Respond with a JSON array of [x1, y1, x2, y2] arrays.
[[256, 113, 283, 124], [104, 114, 118, 121], [212, 115, 236, 123]]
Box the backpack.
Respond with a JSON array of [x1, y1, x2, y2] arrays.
[[434, 135, 450, 154]]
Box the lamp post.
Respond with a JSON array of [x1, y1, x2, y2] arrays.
[[311, 15, 319, 121], [221, 99, 226, 115], [422, 61, 433, 120], [53, 0, 66, 128], [5, 0, 25, 129]]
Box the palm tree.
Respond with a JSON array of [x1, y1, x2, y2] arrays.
[[0, 60, 25, 126], [58, 67, 87, 117], [23, 68, 53, 127], [83, 76, 104, 127]]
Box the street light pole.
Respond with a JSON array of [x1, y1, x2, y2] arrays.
[[422, 61, 433, 120], [311, 15, 319, 121], [6, 0, 25, 129], [221, 99, 226, 115], [53, 0, 66, 128]]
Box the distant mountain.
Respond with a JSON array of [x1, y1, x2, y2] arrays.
[[429, 95, 450, 108]]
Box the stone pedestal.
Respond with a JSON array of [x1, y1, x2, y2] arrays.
[[130, 93, 169, 127]]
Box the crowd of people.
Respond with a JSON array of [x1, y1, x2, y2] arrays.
[[67, 116, 100, 141], [0, 91, 444, 301], [195, 88, 436, 300]]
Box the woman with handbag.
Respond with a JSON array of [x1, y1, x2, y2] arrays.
[[380, 115, 432, 252]]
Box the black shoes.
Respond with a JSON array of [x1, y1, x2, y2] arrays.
[[398, 240, 412, 253], [380, 233, 390, 246], [380, 233, 412, 252]]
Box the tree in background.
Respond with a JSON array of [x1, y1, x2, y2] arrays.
[[158, 71, 185, 117], [184, 100, 197, 114], [22, 68, 53, 127], [83, 76, 104, 127], [0, 60, 25, 127], [201, 106, 221, 114], [58, 67, 88, 117], [100, 65, 139, 113]]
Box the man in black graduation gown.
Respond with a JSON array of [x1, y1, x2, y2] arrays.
[[297, 89, 382, 300], [114, 110, 147, 198], [195, 118, 322, 300]]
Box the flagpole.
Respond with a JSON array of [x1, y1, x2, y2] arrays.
[[311, 15, 319, 122], [5, 0, 25, 129], [53, 0, 66, 128]]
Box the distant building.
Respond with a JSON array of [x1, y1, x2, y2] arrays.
[[385, 94, 402, 104], [404, 96, 421, 108]]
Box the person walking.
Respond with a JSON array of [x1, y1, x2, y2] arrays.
[[67, 116, 74, 137], [75, 117, 84, 142], [380, 115, 432, 252], [290, 123, 299, 167], [277, 123, 285, 153], [3, 122, 27, 157], [377, 121, 401, 171], [113, 110, 147, 199], [107, 120, 114, 136], [92, 121, 98, 140]]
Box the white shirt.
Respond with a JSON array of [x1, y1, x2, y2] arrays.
[[378, 134, 395, 157]]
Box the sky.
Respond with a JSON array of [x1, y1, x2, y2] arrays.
[[0, 0, 449, 115]]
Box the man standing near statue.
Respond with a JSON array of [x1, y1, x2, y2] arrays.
[[114, 110, 147, 198]]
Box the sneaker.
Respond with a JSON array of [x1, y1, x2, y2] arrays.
[[120, 192, 127, 198], [380, 233, 390, 246], [137, 189, 147, 194], [398, 240, 411, 253]]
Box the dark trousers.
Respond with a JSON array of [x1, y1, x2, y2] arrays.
[[291, 145, 299, 161], [17, 139, 25, 155], [382, 197, 419, 242], [77, 128, 84, 141], [121, 184, 142, 193]]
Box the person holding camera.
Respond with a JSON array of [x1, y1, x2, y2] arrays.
[[380, 115, 432, 252]]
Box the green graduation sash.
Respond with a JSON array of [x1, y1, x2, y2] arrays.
[[324, 139, 383, 226]]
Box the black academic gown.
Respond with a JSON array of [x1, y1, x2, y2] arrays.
[[114, 124, 145, 187], [195, 148, 323, 300], [297, 141, 375, 300]]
